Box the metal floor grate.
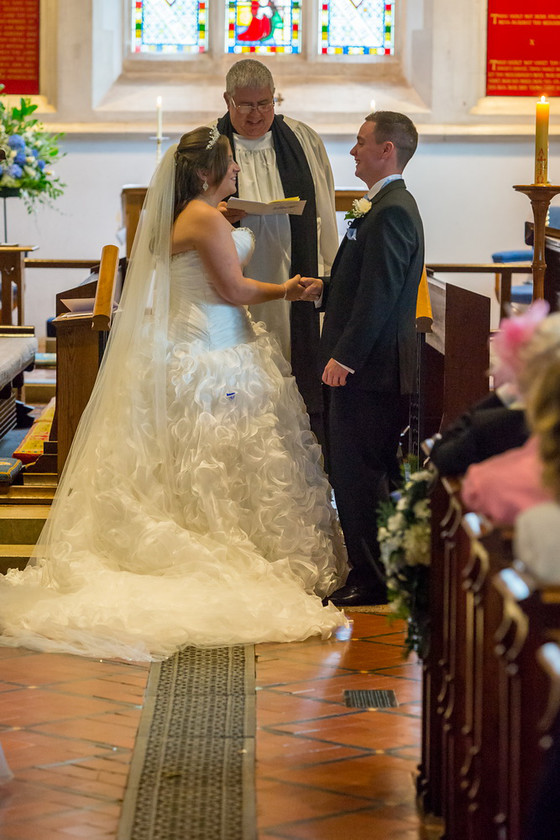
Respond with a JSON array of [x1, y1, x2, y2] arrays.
[[344, 689, 398, 709]]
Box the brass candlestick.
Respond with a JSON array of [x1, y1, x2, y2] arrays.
[[513, 184, 560, 301]]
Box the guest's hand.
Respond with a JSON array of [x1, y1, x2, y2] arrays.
[[299, 277, 323, 302], [322, 358, 349, 387], [218, 202, 247, 225]]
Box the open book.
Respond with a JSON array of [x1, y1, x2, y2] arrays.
[[227, 196, 306, 216], [58, 297, 119, 319]]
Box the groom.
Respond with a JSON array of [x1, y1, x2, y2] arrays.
[[310, 111, 425, 607]]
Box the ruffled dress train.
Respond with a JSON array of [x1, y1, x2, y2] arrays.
[[0, 229, 347, 661]]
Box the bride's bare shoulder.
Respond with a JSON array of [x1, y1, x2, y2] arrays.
[[172, 200, 230, 254]]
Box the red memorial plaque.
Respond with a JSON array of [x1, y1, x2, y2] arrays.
[[487, 0, 560, 97], [0, 0, 40, 95]]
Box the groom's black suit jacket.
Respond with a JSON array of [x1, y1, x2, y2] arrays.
[[320, 178, 424, 395]]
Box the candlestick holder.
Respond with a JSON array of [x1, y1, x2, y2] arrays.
[[513, 184, 560, 301], [149, 136, 169, 165]]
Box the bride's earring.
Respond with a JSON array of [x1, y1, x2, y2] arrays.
[[202, 179, 209, 192]]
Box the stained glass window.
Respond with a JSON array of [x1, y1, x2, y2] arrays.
[[132, 0, 208, 54], [319, 0, 395, 55], [226, 0, 301, 54]]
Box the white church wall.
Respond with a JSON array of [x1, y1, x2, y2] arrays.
[[10, 133, 557, 339]]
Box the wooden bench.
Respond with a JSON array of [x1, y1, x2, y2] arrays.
[[420, 477, 560, 840], [0, 325, 37, 438]]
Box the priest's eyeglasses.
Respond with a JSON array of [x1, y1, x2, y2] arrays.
[[230, 98, 276, 115]]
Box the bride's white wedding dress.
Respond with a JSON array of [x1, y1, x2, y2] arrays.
[[0, 228, 347, 661]]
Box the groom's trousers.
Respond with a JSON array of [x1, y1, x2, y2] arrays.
[[324, 385, 409, 587]]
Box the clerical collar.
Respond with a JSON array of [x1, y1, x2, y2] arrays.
[[365, 174, 403, 201]]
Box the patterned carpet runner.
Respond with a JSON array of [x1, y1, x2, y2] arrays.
[[118, 645, 256, 840]]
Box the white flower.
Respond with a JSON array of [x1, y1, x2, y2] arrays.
[[413, 499, 430, 520], [345, 197, 372, 220], [403, 523, 431, 566], [387, 512, 406, 534]]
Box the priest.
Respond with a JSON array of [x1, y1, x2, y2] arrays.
[[216, 59, 338, 443]]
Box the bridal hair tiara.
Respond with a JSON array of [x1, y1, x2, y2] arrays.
[[206, 125, 220, 150]]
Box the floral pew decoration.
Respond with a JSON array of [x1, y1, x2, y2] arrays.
[[377, 468, 434, 658]]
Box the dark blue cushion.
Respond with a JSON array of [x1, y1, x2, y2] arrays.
[[491, 249, 533, 263], [510, 285, 534, 304]]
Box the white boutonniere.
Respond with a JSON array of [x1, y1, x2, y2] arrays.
[[345, 197, 372, 221]]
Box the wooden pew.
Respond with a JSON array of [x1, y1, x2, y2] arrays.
[[459, 515, 514, 840], [54, 244, 120, 474], [413, 276, 491, 452], [421, 478, 560, 840], [31, 245, 122, 477], [492, 568, 560, 840], [525, 636, 560, 837]]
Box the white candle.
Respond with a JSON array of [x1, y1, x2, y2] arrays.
[[370, 98, 376, 114], [156, 96, 163, 142], [534, 95, 549, 185]]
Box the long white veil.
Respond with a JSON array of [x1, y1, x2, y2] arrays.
[[32, 145, 178, 564]]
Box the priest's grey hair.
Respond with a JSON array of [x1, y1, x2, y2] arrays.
[[226, 59, 275, 96]]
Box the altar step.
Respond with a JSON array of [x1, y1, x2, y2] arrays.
[[0, 544, 37, 573], [0, 504, 51, 573], [24, 381, 56, 403], [0, 483, 56, 503]]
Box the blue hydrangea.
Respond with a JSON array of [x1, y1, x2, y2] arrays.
[[7, 135, 25, 150], [14, 150, 26, 166], [9, 163, 23, 178]]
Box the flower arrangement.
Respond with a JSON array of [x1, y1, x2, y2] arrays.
[[377, 468, 433, 658], [345, 197, 372, 220], [0, 84, 64, 212]]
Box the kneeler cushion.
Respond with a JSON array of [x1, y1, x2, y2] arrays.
[[13, 398, 55, 465], [0, 458, 23, 484]]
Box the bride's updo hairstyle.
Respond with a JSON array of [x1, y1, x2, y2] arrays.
[[174, 127, 230, 219]]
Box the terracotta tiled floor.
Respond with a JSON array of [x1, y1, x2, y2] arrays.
[[0, 612, 440, 839]]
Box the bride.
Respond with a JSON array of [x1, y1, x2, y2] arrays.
[[0, 126, 348, 661]]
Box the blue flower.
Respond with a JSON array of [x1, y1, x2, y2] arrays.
[[7, 134, 25, 150], [14, 150, 26, 166], [37, 159, 45, 170], [9, 163, 23, 178]]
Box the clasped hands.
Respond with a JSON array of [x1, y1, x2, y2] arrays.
[[283, 275, 323, 302]]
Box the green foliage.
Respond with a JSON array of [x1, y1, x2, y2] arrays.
[[0, 83, 65, 212]]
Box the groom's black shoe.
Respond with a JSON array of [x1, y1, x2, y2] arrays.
[[326, 584, 387, 608]]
